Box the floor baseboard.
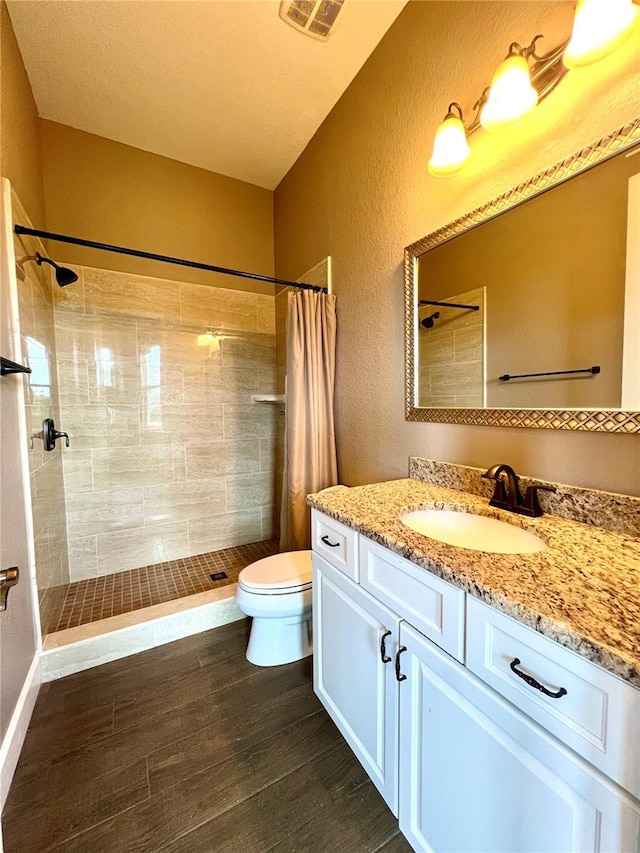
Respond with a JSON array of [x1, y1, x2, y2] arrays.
[[0, 654, 41, 810]]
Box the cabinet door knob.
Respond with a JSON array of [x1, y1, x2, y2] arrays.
[[395, 646, 407, 682], [380, 629, 392, 663], [320, 535, 340, 548], [509, 657, 567, 699]]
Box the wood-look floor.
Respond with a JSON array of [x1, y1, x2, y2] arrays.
[[2, 619, 412, 853]]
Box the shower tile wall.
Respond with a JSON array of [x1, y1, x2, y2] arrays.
[[53, 265, 277, 582], [417, 286, 485, 407], [275, 287, 288, 396], [13, 225, 70, 631]]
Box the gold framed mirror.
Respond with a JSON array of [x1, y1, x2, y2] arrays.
[[405, 117, 640, 433]]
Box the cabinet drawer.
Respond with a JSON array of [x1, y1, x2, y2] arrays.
[[311, 509, 359, 580], [359, 537, 465, 662], [466, 596, 640, 800]]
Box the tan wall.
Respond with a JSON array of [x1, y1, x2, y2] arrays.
[[53, 263, 278, 582], [274, 1, 640, 496], [40, 120, 275, 294], [0, 1, 45, 226]]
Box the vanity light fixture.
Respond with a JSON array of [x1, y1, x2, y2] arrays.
[[428, 2, 639, 177]]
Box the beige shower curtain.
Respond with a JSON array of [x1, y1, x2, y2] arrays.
[[280, 290, 338, 551]]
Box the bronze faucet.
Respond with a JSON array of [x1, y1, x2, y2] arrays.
[[482, 464, 556, 518]]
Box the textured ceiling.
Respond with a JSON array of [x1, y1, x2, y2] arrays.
[[7, 0, 407, 189]]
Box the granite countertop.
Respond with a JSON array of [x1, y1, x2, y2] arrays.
[[307, 479, 640, 689]]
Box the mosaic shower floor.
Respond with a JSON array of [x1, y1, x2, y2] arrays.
[[47, 539, 280, 634]]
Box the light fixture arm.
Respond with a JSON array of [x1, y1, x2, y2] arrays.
[[445, 102, 465, 121], [511, 34, 544, 60]]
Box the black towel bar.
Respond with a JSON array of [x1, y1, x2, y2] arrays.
[[499, 366, 600, 382], [1, 357, 32, 377]]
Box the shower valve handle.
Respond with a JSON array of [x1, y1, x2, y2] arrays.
[[42, 418, 70, 451], [55, 430, 70, 448]]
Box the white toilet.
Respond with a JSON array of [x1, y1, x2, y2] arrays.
[[235, 550, 313, 666]]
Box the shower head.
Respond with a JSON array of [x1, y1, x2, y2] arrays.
[[35, 252, 78, 287], [421, 311, 440, 329]]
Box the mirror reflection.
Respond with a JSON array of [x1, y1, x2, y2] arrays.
[[414, 143, 640, 411]]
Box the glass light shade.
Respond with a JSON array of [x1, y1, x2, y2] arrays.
[[480, 54, 539, 132], [428, 114, 470, 177], [564, 0, 638, 68]]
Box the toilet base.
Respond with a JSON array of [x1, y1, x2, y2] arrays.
[[246, 613, 313, 667]]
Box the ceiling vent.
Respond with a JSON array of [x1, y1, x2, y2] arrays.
[[279, 0, 346, 41]]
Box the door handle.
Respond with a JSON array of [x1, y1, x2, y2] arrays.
[[0, 567, 19, 612]]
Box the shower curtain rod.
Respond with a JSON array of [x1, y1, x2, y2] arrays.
[[13, 225, 328, 293]]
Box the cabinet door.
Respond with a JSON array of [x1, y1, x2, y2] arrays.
[[313, 554, 400, 814], [398, 623, 640, 853]]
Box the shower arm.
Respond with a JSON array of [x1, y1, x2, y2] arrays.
[[13, 225, 328, 293]]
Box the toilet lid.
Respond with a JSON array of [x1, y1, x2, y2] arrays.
[[238, 550, 312, 592]]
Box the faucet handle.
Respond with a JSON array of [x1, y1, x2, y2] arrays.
[[523, 484, 557, 517], [481, 467, 508, 504]]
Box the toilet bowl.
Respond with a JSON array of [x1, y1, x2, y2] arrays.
[[235, 550, 313, 667]]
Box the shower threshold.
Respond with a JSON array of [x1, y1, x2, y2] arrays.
[[47, 539, 279, 635]]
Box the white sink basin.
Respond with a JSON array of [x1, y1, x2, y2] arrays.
[[400, 509, 547, 554]]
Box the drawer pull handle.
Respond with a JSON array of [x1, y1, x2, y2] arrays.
[[395, 646, 407, 682], [380, 629, 392, 664], [321, 535, 340, 548], [509, 658, 567, 699]]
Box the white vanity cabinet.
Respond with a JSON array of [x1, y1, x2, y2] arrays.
[[398, 622, 640, 853], [310, 510, 640, 853]]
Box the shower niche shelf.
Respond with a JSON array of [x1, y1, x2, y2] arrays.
[[252, 395, 285, 404]]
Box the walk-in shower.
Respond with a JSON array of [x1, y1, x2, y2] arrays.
[[12, 218, 327, 640]]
